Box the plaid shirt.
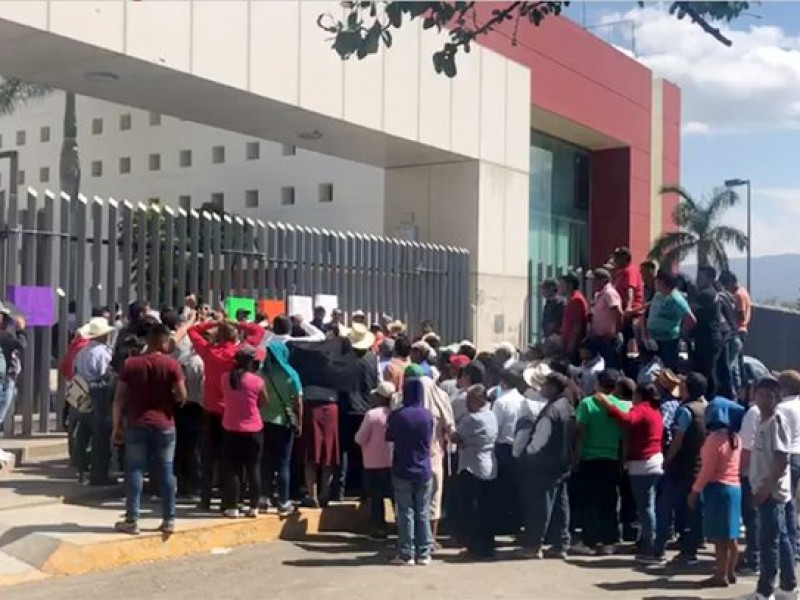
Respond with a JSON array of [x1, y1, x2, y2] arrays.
[[660, 398, 680, 449]]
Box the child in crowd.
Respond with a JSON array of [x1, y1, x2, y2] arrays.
[[355, 381, 396, 538]]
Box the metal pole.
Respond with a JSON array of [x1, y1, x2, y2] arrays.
[[746, 180, 752, 293]]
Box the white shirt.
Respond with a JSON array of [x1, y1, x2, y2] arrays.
[[778, 395, 800, 454], [740, 405, 761, 451], [750, 412, 792, 503], [492, 388, 524, 445]]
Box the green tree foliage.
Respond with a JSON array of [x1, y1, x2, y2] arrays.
[[648, 185, 748, 271], [318, 1, 751, 77]]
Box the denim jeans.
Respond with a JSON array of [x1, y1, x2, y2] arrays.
[[655, 474, 703, 557], [786, 455, 800, 556], [741, 476, 760, 570], [261, 423, 294, 506], [0, 377, 14, 425], [393, 476, 432, 560], [518, 469, 570, 551], [125, 425, 177, 522], [757, 499, 797, 597], [629, 473, 660, 555]]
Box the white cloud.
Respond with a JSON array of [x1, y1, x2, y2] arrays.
[[598, 7, 800, 133], [682, 121, 710, 135]]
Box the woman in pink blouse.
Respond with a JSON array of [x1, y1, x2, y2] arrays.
[[687, 399, 742, 588]]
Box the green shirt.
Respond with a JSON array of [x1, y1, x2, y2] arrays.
[[576, 395, 630, 461], [647, 289, 691, 341]]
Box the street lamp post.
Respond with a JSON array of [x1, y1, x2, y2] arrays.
[[724, 178, 752, 292]]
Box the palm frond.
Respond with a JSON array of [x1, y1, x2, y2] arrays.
[[706, 187, 740, 223], [711, 224, 749, 253], [661, 242, 698, 269], [0, 78, 52, 115], [647, 231, 696, 262], [708, 238, 730, 272]]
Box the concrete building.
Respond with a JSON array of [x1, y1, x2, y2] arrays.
[[0, 1, 680, 347]]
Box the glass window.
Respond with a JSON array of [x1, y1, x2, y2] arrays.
[[318, 183, 333, 203], [39, 167, 49, 183], [148, 153, 161, 171], [245, 142, 260, 160], [280, 186, 295, 206], [210, 192, 224, 209], [178, 195, 191, 211], [245, 189, 259, 208], [91, 160, 103, 177], [16, 130, 25, 146], [211, 146, 225, 164], [281, 144, 296, 156], [119, 157, 131, 174], [40, 126, 50, 143], [149, 112, 161, 126], [120, 113, 132, 131], [17, 170, 25, 186], [179, 150, 192, 168], [92, 118, 103, 135]]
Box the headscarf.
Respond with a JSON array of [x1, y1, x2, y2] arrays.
[[405, 364, 425, 379], [265, 338, 302, 396], [402, 377, 424, 407], [705, 396, 745, 433]]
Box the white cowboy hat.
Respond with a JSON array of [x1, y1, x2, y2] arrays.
[[371, 380, 396, 399], [347, 323, 375, 350], [78, 317, 115, 340], [523, 361, 552, 392]]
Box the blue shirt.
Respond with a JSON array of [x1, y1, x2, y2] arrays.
[[647, 290, 691, 341], [73, 341, 112, 382], [387, 405, 433, 482], [457, 405, 498, 480]]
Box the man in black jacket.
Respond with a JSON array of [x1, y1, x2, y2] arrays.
[[0, 303, 27, 464]]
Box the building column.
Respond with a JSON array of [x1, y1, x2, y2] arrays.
[[384, 159, 529, 349]]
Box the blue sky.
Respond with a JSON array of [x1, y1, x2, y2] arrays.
[[563, 2, 800, 258]]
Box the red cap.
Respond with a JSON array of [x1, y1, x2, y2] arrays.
[[449, 354, 470, 369]]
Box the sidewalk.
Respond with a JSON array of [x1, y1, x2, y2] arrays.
[[0, 444, 366, 587]]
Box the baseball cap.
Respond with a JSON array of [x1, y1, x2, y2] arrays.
[[449, 354, 470, 370]]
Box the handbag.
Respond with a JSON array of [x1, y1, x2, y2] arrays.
[[65, 374, 92, 413]]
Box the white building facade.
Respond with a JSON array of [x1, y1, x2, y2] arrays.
[[0, 92, 386, 233]]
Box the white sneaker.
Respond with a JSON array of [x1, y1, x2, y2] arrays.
[[415, 556, 431, 566], [776, 589, 799, 600], [244, 508, 258, 519], [738, 593, 775, 600], [389, 555, 414, 566], [223, 509, 240, 519]]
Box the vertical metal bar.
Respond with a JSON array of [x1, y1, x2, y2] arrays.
[[229, 215, 242, 296], [4, 184, 19, 290], [187, 209, 201, 302], [462, 249, 472, 341], [163, 206, 175, 308], [148, 204, 162, 309], [134, 203, 147, 302], [55, 192, 71, 431], [19, 189, 37, 436], [120, 201, 133, 313], [311, 227, 322, 298], [201, 212, 213, 307], [222, 214, 234, 299], [320, 230, 331, 295], [256, 220, 266, 298], [337, 232, 348, 312], [368, 235, 378, 322], [267, 223, 278, 298], [106, 199, 118, 315], [212, 213, 223, 308], [175, 208, 188, 307], [74, 196, 89, 327], [0, 192, 7, 294], [38, 192, 55, 433], [244, 218, 256, 296], [90, 197, 104, 310], [303, 227, 314, 297]]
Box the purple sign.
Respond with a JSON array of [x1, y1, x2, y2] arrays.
[[6, 286, 56, 327]]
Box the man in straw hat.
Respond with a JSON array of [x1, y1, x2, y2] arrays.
[[72, 316, 116, 485]]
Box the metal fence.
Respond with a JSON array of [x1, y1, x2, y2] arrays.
[[527, 261, 591, 343], [0, 188, 471, 437], [744, 305, 800, 372]]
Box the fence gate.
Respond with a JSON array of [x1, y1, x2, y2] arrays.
[[0, 188, 471, 437]]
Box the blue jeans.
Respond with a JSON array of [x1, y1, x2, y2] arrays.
[[654, 474, 703, 557], [741, 477, 760, 570], [261, 423, 294, 506], [0, 377, 15, 426], [786, 455, 800, 556], [125, 425, 177, 522], [393, 476, 432, 560], [629, 473, 660, 554], [757, 499, 797, 597]]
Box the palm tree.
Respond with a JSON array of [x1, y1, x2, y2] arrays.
[[0, 79, 80, 201], [648, 184, 748, 271]]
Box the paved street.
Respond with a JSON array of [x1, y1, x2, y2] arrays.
[[5, 534, 753, 600]]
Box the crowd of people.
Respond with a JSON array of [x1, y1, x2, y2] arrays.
[[2, 243, 792, 600]]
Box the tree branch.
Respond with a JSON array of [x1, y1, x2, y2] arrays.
[[671, 2, 733, 47]]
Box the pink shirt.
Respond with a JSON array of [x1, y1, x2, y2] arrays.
[[692, 430, 741, 493], [591, 283, 622, 337], [355, 406, 392, 469], [221, 372, 264, 433]]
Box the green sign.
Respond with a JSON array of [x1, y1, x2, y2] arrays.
[[224, 296, 256, 321]]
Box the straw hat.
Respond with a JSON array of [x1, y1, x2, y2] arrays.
[[387, 320, 407, 335], [655, 369, 681, 398], [523, 362, 552, 392], [78, 317, 115, 340], [348, 323, 376, 350], [372, 381, 396, 400]]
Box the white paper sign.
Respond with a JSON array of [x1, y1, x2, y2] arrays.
[[314, 294, 339, 322], [287, 295, 313, 322]]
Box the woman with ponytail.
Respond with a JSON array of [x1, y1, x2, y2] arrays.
[[220, 346, 268, 518]]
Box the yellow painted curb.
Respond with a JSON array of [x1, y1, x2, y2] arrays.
[[0, 570, 50, 587]]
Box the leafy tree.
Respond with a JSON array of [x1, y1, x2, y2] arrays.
[[0, 80, 80, 201], [648, 185, 748, 271], [319, 1, 751, 77]]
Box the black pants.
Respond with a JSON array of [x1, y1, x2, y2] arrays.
[[201, 411, 224, 506], [221, 430, 263, 510], [692, 337, 722, 397], [493, 444, 521, 535], [335, 412, 365, 499], [174, 402, 203, 496], [363, 468, 393, 530], [261, 422, 294, 506], [578, 459, 621, 547], [458, 471, 495, 557], [618, 469, 637, 539]]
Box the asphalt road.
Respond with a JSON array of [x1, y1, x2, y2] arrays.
[[6, 534, 755, 600]]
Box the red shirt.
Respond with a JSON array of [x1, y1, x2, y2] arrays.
[[562, 290, 589, 345], [119, 352, 184, 428], [237, 322, 265, 347], [60, 334, 89, 381], [188, 321, 239, 414], [605, 401, 663, 461], [614, 264, 644, 311]]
